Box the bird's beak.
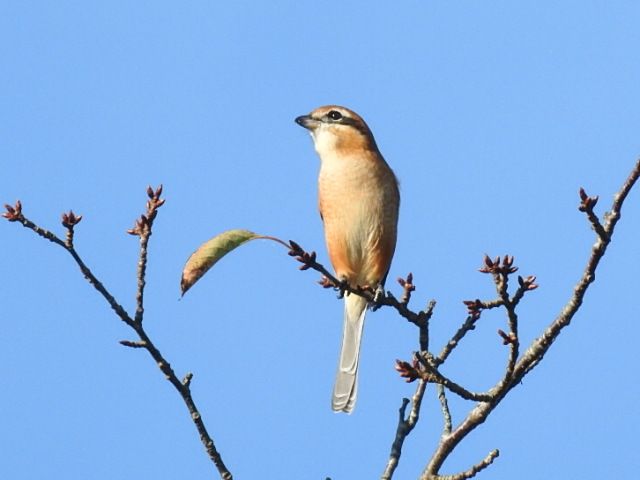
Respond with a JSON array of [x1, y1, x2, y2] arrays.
[[295, 114, 317, 130]]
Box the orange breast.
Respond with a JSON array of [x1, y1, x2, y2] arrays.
[[318, 150, 399, 288]]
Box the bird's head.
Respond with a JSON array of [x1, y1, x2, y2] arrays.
[[295, 105, 378, 156]]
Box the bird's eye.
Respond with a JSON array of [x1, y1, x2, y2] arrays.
[[327, 110, 343, 121]]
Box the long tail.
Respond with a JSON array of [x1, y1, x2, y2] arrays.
[[332, 294, 368, 413]]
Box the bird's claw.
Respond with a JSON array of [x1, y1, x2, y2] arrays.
[[371, 284, 386, 310], [335, 278, 349, 299]]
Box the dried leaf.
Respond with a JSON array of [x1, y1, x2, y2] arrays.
[[180, 229, 262, 296]]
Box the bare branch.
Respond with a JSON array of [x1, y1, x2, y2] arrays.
[[426, 449, 499, 480], [381, 379, 428, 480], [182, 372, 194, 387], [513, 159, 640, 385], [512, 275, 538, 306], [6, 159, 637, 479], [290, 241, 436, 329], [4, 191, 233, 480], [418, 356, 493, 402], [131, 185, 165, 324], [437, 314, 482, 365], [4, 200, 66, 249], [437, 385, 452, 435], [397, 273, 416, 306], [477, 255, 523, 379], [61, 210, 82, 248], [419, 299, 436, 352], [119, 339, 147, 348], [578, 187, 607, 239], [419, 159, 640, 478]]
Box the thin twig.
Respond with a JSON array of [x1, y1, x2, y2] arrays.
[[419, 159, 640, 479], [120, 339, 147, 348], [511, 275, 537, 306], [131, 185, 164, 323], [429, 450, 499, 480], [419, 300, 436, 352], [418, 361, 493, 402], [381, 379, 428, 480], [578, 187, 607, 239], [4, 191, 233, 480], [289, 240, 433, 327], [512, 159, 640, 384], [437, 385, 452, 435], [495, 273, 519, 380], [479, 256, 521, 379], [437, 315, 482, 365], [406, 353, 492, 402], [398, 273, 416, 306]]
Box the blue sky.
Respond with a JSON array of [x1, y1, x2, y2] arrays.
[[2, 2, 639, 479]]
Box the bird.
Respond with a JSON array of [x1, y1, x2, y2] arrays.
[[295, 105, 400, 413]]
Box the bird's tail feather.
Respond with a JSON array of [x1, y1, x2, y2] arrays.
[[332, 294, 368, 413]]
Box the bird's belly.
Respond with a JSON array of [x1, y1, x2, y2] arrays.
[[319, 167, 396, 286]]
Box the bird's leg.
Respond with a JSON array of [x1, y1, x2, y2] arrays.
[[336, 277, 349, 299], [372, 283, 386, 310]]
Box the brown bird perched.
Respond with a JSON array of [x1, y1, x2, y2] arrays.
[[295, 105, 400, 413]]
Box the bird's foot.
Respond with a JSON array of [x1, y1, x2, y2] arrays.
[[371, 284, 386, 310], [335, 278, 349, 299]]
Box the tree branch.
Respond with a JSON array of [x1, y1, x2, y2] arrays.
[[437, 385, 453, 435], [381, 379, 428, 480], [290, 241, 437, 332], [419, 159, 640, 478], [429, 449, 499, 480], [513, 159, 640, 385], [4, 189, 233, 480], [418, 355, 493, 402], [6, 159, 637, 480]]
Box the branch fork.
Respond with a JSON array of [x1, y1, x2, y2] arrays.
[[290, 160, 640, 479], [5, 159, 639, 480], [4, 186, 232, 480]]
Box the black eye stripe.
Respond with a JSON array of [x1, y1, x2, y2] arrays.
[[320, 110, 369, 136]]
